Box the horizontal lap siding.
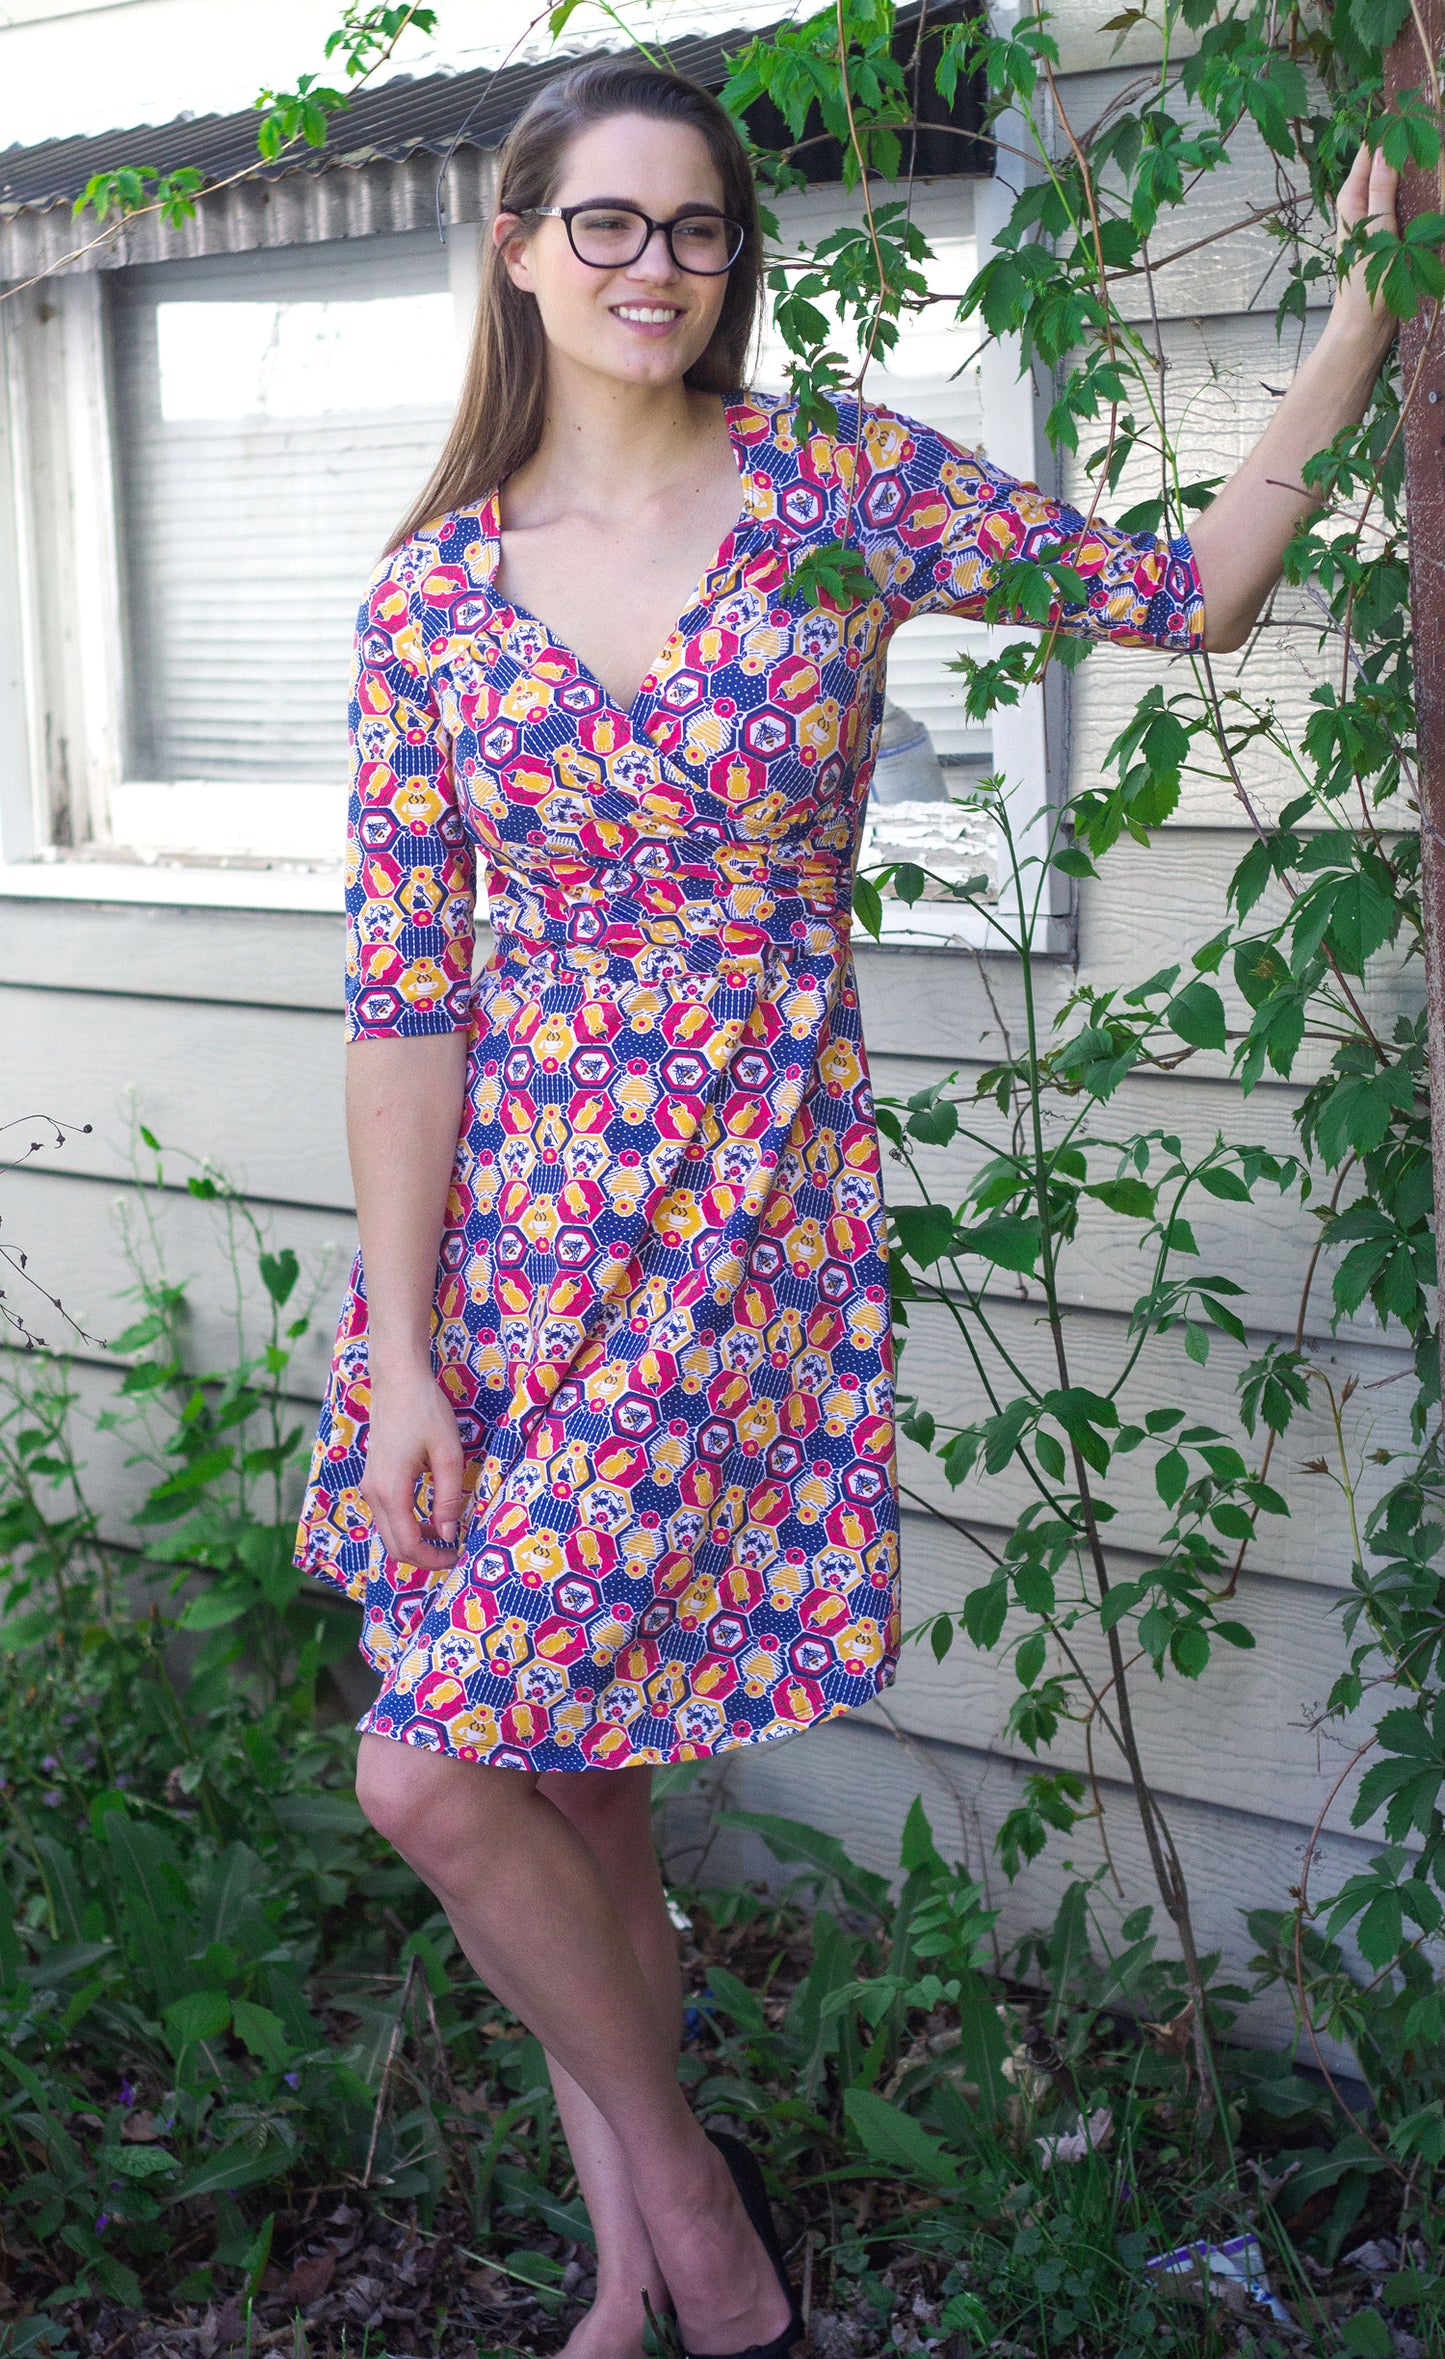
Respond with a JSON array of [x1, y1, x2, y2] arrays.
[[0, 40, 1401, 2002]]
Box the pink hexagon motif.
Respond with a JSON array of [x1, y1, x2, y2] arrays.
[[742, 706, 794, 761], [356, 988, 403, 1029], [531, 1615, 591, 1667]]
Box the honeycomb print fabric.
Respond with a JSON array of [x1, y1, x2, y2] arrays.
[[296, 392, 1205, 1770]]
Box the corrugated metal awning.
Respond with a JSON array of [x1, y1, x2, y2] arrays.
[[0, 3, 986, 280]]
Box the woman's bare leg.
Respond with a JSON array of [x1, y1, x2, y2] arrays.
[[538, 1766, 681, 2355], [356, 1735, 791, 2356]]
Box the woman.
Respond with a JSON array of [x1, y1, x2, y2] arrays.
[[295, 51, 1397, 2359]]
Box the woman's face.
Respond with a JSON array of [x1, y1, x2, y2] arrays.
[[496, 113, 733, 391]]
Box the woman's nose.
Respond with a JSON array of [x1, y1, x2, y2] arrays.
[[626, 224, 680, 281]]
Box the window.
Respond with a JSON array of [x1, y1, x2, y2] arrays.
[[106, 232, 462, 863]]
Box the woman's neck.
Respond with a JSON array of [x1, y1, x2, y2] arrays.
[[505, 361, 727, 526]]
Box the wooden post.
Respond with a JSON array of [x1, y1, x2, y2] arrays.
[[1387, 0, 1445, 1399]]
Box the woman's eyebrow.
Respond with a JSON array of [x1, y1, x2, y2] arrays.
[[567, 195, 726, 215]]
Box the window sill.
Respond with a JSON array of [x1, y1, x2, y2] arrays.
[[0, 860, 344, 914]]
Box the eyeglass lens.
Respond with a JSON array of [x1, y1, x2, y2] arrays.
[[567, 208, 742, 273]]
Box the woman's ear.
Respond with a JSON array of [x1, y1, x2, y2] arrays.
[[492, 212, 536, 293]]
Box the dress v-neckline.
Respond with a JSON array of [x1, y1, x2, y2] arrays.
[[479, 395, 762, 724]]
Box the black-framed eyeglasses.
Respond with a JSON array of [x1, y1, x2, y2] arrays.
[[520, 203, 745, 275]]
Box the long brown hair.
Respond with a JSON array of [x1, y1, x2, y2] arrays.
[[389, 56, 763, 551]]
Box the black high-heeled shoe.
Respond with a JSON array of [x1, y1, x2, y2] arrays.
[[681, 2127, 804, 2359]]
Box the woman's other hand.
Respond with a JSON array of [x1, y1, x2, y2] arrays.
[[1190, 140, 1406, 652], [1331, 141, 1402, 355], [361, 1363, 467, 1569]]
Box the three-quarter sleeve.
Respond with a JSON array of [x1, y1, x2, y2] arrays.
[[344, 563, 476, 1042], [848, 401, 1205, 652]]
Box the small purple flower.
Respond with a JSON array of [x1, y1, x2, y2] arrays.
[[40, 1754, 59, 1773], [118, 2078, 137, 2108], [41, 1789, 62, 1808], [114, 1773, 131, 1789], [284, 2071, 301, 2088], [95, 2214, 109, 2235]]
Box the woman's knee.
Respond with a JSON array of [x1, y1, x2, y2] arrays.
[[354, 1733, 532, 1876]]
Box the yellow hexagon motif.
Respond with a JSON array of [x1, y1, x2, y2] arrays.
[[485, 1617, 534, 1672], [840, 1619, 887, 1671], [398, 958, 451, 1008], [551, 1697, 594, 1745], [737, 1398, 779, 1454], [520, 1196, 561, 1249], [675, 1572, 720, 1627], [768, 1560, 808, 1610], [649, 1430, 693, 1487], [645, 1662, 689, 1713], [394, 779, 445, 831], [450, 1703, 502, 1753], [819, 1038, 863, 1094], [580, 1482, 631, 1535], [740, 1645, 781, 1690], [784, 1219, 827, 1275], [556, 747, 604, 796], [846, 1296, 888, 1353], [794, 1472, 835, 1525], [516, 1529, 565, 1583], [531, 1012, 579, 1065], [797, 700, 842, 759], [589, 1612, 633, 1662], [654, 1187, 705, 1243]]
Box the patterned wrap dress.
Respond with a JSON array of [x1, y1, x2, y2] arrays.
[[295, 392, 1205, 1772]]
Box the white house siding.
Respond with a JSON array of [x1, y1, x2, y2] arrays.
[[0, 23, 1421, 2052]]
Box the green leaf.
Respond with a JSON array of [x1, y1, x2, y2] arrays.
[[1197, 1165, 1251, 1201], [1155, 1447, 1187, 1506], [107, 2142, 182, 2180], [163, 1988, 231, 2054], [714, 1811, 890, 1918], [892, 1203, 958, 1267], [1339, 2310, 1394, 2359], [852, 872, 883, 939], [843, 2088, 960, 2186], [1085, 1175, 1157, 1218], [231, 1999, 294, 2071], [166, 2141, 293, 2204], [1167, 980, 1227, 1053], [257, 1248, 299, 1305]]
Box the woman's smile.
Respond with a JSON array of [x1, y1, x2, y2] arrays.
[[610, 300, 685, 332]]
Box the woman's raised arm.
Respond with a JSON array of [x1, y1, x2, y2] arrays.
[[1190, 143, 1401, 653]]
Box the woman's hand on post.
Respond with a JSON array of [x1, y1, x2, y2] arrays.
[[361, 1365, 467, 1569], [1330, 141, 1401, 359]]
